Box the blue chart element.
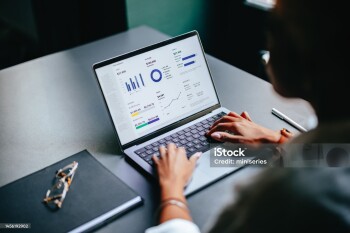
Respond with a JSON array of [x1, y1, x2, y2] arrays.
[[140, 74, 145, 86], [182, 54, 196, 67], [150, 69, 162, 82], [135, 76, 140, 88], [184, 61, 195, 66], [182, 54, 196, 61], [125, 73, 145, 92], [130, 78, 136, 90]]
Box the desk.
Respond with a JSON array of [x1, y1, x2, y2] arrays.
[[0, 26, 315, 232]]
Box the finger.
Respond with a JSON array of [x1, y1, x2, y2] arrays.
[[207, 122, 237, 136], [227, 112, 243, 119], [190, 152, 202, 165], [177, 146, 187, 157], [210, 116, 240, 130], [210, 132, 247, 143], [152, 155, 160, 166], [241, 111, 252, 122], [209, 112, 241, 130], [167, 143, 177, 156], [159, 145, 167, 159]]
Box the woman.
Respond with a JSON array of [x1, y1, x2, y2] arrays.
[[146, 0, 350, 232]]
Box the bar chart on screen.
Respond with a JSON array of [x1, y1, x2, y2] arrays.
[[125, 74, 145, 92]]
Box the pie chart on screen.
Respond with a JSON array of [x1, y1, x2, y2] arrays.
[[150, 69, 162, 82]]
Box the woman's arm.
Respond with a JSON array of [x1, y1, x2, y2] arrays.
[[152, 143, 201, 223], [151, 111, 288, 224], [146, 111, 291, 233]]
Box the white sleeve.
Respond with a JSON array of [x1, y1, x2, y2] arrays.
[[145, 219, 201, 233]]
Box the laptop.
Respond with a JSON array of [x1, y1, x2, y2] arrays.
[[93, 31, 240, 196]]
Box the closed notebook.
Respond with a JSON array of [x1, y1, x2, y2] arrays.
[[0, 150, 143, 233]]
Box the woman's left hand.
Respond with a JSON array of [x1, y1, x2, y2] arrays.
[[153, 143, 201, 199]]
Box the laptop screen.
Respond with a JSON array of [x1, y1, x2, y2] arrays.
[[94, 32, 219, 146]]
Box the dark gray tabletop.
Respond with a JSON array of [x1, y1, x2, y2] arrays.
[[0, 25, 315, 232]]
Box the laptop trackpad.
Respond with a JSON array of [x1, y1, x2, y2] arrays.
[[196, 150, 238, 177], [184, 150, 237, 196], [184, 167, 211, 196]]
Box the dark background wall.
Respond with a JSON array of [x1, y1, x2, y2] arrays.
[[0, 0, 269, 80], [0, 0, 127, 69], [127, 0, 269, 80]]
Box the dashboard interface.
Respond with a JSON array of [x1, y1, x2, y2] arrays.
[[95, 34, 219, 145]]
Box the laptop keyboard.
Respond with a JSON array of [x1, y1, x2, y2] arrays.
[[134, 112, 226, 166]]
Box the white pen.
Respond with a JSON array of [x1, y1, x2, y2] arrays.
[[271, 108, 308, 132]]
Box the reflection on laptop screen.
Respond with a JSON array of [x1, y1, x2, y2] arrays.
[[95, 34, 219, 145]]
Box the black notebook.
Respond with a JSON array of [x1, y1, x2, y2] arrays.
[[0, 150, 143, 233]]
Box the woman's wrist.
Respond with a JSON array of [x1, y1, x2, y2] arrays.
[[157, 184, 191, 224], [260, 129, 282, 143], [160, 182, 186, 202]]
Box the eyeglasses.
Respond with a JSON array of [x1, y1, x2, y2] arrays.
[[43, 161, 78, 208]]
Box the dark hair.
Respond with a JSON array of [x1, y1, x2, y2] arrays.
[[272, 0, 349, 72], [265, 0, 350, 119]]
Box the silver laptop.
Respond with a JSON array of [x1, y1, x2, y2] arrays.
[[93, 31, 239, 196]]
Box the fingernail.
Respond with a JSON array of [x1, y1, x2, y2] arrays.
[[195, 152, 202, 158], [211, 132, 221, 139]]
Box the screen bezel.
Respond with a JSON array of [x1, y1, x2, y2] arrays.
[[93, 31, 221, 150]]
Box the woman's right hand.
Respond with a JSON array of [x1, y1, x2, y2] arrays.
[[206, 111, 282, 145]]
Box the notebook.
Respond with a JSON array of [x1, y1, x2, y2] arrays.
[[93, 30, 241, 196], [0, 150, 143, 233]]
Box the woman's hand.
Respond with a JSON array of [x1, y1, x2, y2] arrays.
[[206, 111, 281, 144], [153, 143, 201, 200], [152, 144, 201, 223]]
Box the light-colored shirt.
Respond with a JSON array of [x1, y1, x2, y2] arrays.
[[145, 219, 200, 233]]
